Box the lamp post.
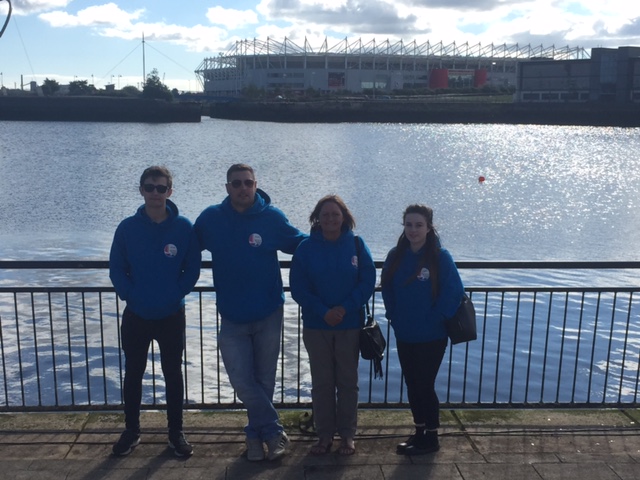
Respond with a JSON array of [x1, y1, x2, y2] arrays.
[[1, 72, 3, 88], [118, 75, 121, 89]]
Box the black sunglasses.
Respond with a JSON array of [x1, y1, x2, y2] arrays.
[[228, 179, 255, 188], [142, 184, 169, 193]]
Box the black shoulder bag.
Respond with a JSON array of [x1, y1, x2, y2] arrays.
[[355, 236, 386, 379], [445, 293, 477, 345]]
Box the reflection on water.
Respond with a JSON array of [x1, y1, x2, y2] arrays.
[[1, 121, 640, 264], [1, 120, 639, 406]]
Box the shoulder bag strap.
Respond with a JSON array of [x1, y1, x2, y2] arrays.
[[354, 235, 372, 324]]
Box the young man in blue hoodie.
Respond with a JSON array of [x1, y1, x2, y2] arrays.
[[194, 164, 305, 461], [109, 166, 201, 457]]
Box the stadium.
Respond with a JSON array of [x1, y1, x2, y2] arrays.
[[195, 37, 589, 98]]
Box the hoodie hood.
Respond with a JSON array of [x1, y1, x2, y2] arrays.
[[221, 188, 271, 216], [135, 199, 179, 224]]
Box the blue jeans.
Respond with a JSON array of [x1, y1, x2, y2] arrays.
[[219, 306, 284, 441]]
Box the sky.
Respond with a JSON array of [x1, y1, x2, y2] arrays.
[[1, 0, 640, 92]]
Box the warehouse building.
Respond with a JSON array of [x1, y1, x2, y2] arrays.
[[515, 46, 640, 103]]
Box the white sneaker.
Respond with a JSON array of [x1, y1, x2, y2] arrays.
[[245, 437, 265, 461], [266, 431, 290, 461]]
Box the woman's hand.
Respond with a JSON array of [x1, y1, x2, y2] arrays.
[[324, 306, 346, 326]]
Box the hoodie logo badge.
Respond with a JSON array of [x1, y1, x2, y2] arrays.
[[351, 255, 358, 268], [164, 244, 177, 258], [417, 268, 429, 281], [249, 233, 262, 247]]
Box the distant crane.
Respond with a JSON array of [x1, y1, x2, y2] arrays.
[[0, 0, 12, 39]]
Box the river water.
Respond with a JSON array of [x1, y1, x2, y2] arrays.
[[1, 119, 639, 406], [2, 119, 640, 264]]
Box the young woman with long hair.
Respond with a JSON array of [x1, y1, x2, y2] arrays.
[[381, 204, 464, 455]]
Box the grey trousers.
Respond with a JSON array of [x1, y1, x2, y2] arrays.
[[303, 327, 360, 440]]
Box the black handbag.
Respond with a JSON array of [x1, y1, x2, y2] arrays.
[[359, 302, 386, 378], [445, 293, 477, 345], [354, 236, 386, 379]]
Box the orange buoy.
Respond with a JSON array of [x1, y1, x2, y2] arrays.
[[478, 176, 486, 183]]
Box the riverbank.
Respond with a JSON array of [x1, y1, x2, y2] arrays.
[[0, 96, 202, 123], [0, 409, 638, 479], [209, 99, 640, 126]]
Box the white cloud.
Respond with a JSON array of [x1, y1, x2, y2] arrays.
[[36, 4, 231, 53], [39, 3, 144, 28], [11, 0, 71, 15], [206, 6, 259, 30]]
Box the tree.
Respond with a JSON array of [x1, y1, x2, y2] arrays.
[[242, 84, 264, 100], [141, 68, 173, 101], [68, 80, 95, 96], [41, 78, 60, 96], [120, 85, 140, 97]]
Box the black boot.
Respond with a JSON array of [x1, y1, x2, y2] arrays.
[[404, 429, 439, 455], [396, 427, 425, 454]]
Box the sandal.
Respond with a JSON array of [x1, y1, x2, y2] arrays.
[[309, 439, 333, 455], [338, 439, 356, 456]]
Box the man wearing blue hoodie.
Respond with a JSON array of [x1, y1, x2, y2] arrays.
[[109, 166, 201, 458], [194, 164, 305, 462]]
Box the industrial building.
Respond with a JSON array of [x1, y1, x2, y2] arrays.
[[195, 37, 588, 97], [515, 46, 640, 103]]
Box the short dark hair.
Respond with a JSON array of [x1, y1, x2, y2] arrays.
[[140, 166, 173, 189], [226, 164, 255, 182], [309, 194, 356, 232]]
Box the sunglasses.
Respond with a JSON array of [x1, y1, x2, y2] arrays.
[[142, 184, 169, 193], [228, 179, 255, 188]]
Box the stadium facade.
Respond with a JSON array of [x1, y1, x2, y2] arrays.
[[195, 37, 588, 98]]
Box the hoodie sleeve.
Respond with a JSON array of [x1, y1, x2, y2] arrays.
[[289, 242, 331, 320], [276, 211, 307, 254], [193, 209, 209, 252], [434, 248, 464, 318], [178, 225, 202, 297], [341, 236, 376, 314], [109, 222, 133, 301]]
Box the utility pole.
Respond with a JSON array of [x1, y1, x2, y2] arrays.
[[142, 32, 146, 86]]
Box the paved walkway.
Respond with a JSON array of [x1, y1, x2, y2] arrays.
[[0, 408, 638, 479]]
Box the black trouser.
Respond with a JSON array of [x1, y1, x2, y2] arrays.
[[121, 306, 186, 433], [396, 338, 448, 430]]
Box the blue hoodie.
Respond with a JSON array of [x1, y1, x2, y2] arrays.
[[194, 189, 306, 324], [290, 229, 376, 330], [381, 246, 463, 343], [109, 199, 201, 320]]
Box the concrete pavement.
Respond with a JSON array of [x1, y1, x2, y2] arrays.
[[0, 408, 638, 479]]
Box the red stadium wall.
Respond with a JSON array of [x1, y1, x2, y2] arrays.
[[474, 69, 488, 87], [429, 69, 449, 89]]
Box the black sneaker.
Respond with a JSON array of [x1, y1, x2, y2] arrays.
[[404, 430, 439, 455], [112, 429, 140, 456], [169, 431, 193, 457], [396, 433, 417, 454]]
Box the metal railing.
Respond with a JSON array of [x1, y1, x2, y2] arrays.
[[0, 261, 639, 412]]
